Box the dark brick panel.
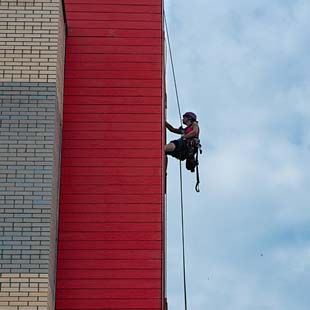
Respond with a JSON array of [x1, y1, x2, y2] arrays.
[[0, 82, 59, 274]]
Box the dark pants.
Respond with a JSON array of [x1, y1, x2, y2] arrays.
[[166, 139, 188, 160]]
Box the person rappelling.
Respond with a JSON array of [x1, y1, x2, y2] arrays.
[[165, 112, 201, 173]]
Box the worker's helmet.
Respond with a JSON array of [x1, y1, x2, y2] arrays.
[[183, 112, 197, 121]]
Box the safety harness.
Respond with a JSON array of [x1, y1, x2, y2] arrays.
[[168, 137, 202, 192]]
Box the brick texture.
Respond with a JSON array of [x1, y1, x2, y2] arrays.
[[0, 1, 66, 309], [0, 81, 63, 310], [55, 4, 65, 118], [0, 273, 48, 310], [0, 0, 63, 83], [0, 83, 56, 270]]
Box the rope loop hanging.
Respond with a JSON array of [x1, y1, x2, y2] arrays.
[[195, 152, 200, 193]]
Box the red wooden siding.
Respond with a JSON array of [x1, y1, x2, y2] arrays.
[[56, 0, 165, 309]]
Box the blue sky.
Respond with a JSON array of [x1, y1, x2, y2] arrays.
[[164, 1, 310, 309]]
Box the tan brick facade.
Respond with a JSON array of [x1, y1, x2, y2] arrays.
[[0, 273, 48, 309], [0, 1, 66, 310], [55, 4, 65, 118], [0, 0, 64, 83]]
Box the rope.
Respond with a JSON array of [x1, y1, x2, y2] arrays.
[[164, 11, 188, 310], [164, 13, 182, 126], [179, 160, 188, 310]]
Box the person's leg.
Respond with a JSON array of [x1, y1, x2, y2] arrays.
[[165, 142, 176, 153]]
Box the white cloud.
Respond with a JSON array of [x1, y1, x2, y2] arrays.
[[272, 245, 310, 275]]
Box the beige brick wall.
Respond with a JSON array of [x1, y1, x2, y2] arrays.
[[0, 1, 66, 310], [0, 273, 48, 310], [0, 0, 64, 83], [56, 2, 66, 118]]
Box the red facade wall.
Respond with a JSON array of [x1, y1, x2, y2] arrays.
[[55, 0, 165, 309]]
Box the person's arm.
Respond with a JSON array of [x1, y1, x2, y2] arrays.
[[183, 122, 199, 139], [166, 121, 183, 134]]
